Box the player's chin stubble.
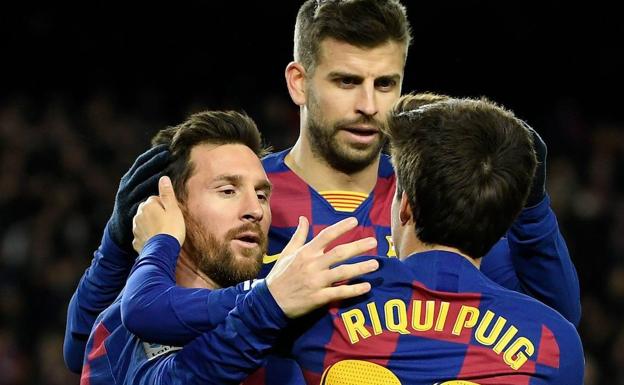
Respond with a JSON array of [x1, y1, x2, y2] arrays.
[[306, 96, 385, 174], [183, 214, 267, 288]]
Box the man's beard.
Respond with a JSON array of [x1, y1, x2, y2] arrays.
[[183, 214, 267, 288], [306, 91, 386, 174]]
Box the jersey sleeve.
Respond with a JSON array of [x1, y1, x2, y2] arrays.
[[63, 226, 134, 373], [552, 321, 585, 384], [481, 195, 581, 326], [121, 234, 248, 346], [125, 281, 289, 385]]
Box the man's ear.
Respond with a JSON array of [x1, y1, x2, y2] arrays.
[[399, 191, 412, 226], [285, 61, 307, 106]]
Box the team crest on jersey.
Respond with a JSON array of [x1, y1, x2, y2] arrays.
[[142, 342, 182, 361]]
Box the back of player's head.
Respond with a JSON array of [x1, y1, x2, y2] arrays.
[[392, 92, 451, 112], [151, 110, 269, 200], [388, 98, 537, 258], [294, 0, 412, 73]]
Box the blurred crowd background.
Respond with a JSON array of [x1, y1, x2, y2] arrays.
[[1, 1, 622, 384]]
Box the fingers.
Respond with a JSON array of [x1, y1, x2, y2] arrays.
[[281, 216, 310, 256], [125, 173, 163, 209], [131, 238, 142, 253], [127, 144, 169, 175], [325, 258, 379, 285], [158, 176, 178, 210], [319, 281, 373, 303], [126, 149, 171, 190], [308, 217, 358, 251], [323, 237, 377, 267]]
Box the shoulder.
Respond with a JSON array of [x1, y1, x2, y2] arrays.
[[378, 153, 395, 179], [345, 256, 411, 285], [262, 148, 291, 173], [487, 284, 582, 353]]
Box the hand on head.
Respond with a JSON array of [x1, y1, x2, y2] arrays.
[[132, 176, 186, 253], [108, 145, 170, 252]]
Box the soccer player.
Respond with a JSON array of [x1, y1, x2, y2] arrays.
[[263, 0, 579, 321], [64, 0, 580, 380], [106, 97, 583, 384], [255, 0, 579, 382], [79, 110, 380, 385], [281, 96, 584, 384]]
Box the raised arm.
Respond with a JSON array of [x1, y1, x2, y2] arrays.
[[122, 177, 380, 348], [121, 233, 248, 345], [480, 126, 580, 325], [63, 145, 169, 372], [121, 179, 379, 384]]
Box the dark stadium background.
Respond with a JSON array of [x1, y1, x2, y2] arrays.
[[1, 2, 622, 384]]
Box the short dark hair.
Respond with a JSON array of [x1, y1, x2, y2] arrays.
[[151, 110, 269, 201], [389, 98, 536, 258], [294, 0, 412, 72]]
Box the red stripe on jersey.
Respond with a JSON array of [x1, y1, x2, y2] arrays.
[[302, 369, 323, 385], [268, 171, 313, 228], [536, 325, 560, 368], [241, 367, 265, 385], [408, 281, 481, 344], [80, 363, 91, 385], [313, 224, 377, 256], [370, 175, 395, 226], [80, 322, 111, 385], [458, 345, 535, 384], [87, 322, 110, 361]]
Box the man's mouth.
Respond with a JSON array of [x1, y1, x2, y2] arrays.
[[340, 125, 380, 144], [342, 125, 379, 136], [232, 232, 261, 247]]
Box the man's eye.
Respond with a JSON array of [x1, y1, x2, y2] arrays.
[[220, 189, 236, 195], [336, 77, 357, 88], [257, 192, 268, 201], [376, 78, 396, 90]]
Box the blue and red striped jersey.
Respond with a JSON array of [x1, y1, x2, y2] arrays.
[[244, 149, 580, 385], [80, 235, 289, 385], [288, 251, 584, 385], [259, 149, 397, 279], [260, 149, 579, 325], [67, 148, 580, 385]]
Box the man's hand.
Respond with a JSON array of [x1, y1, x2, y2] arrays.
[[265, 217, 379, 319], [108, 145, 171, 251], [525, 123, 547, 207], [132, 176, 185, 252]]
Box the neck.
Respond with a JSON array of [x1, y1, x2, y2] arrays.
[[286, 137, 380, 194], [176, 251, 220, 289], [398, 236, 480, 269]]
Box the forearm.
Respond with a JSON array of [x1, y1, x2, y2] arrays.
[[508, 195, 580, 325], [121, 234, 246, 345], [63, 226, 133, 372], [127, 281, 288, 385]]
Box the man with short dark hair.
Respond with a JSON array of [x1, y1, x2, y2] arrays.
[[256, 2, 579, 382], [112, 98, 583, 384], [77, 110, 380, 385], [64, 0, 580, 383], [280, 97, 584, 384]]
